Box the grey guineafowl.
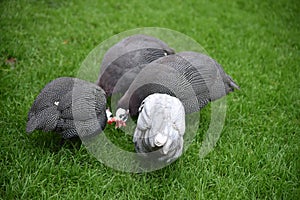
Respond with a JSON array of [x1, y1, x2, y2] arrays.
[[115, 51, 239, 162], [117, 51, 239, 117], [26, 77, 107, 139], [96, 34, 174, 97]]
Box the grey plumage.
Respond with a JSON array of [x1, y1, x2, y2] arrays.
[[117, 51, 239, 117], [26, 77, 107, 139], [174, 51, 240, 96], [96, 34, 174, 96]]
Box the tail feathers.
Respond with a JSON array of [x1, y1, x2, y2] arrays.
[[227, 75, 240, 91], [26, 107, 59, 133], [229, 79, 240, 90], [26, 115, 38, 133]]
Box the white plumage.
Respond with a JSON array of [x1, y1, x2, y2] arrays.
[[133, 93, 185, 163]]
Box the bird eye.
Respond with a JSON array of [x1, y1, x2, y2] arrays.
[[120, 114, 128, 121]]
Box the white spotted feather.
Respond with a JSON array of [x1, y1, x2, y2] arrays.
[[133, 93, 185, 163]]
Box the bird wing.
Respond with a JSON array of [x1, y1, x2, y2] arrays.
[[117, 62, 199, 116], [99, 34, 174, 74], [96, 34, 175, 96], [26, 77, 74, 133], [176, 51, 240, 96], [26, 77, 107, 139]]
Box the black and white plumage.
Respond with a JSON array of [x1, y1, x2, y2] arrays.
[[134, 93, 185, 163], [96, 34, 175, 97], [116, 51, 239, 162], [26, 77, 107, 139]]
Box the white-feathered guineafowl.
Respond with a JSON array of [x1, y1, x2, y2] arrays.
[[134, 93, 186, 163]]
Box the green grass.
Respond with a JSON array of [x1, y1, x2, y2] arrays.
[[1, 0, 299, 199]]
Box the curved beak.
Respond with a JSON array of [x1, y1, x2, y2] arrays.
[[115, 119, 126, 128]]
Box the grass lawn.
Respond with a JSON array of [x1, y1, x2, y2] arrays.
[[1, 0, 299, 199]]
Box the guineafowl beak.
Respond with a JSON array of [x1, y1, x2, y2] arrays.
[[115, 119, 126, 128]]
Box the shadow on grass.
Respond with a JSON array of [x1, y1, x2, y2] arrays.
[[27, 131, 82, 153]]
